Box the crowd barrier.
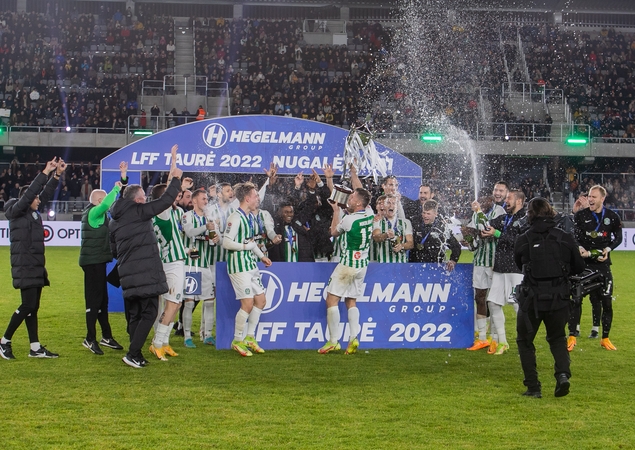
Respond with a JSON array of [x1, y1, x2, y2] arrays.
[[3, 221, 635, 250]]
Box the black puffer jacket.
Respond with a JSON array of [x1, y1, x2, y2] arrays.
[[4, 172, 59, 289], [109, 178, 181, 300]]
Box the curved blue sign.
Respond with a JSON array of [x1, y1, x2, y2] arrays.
[[101, 116, 421, 198]]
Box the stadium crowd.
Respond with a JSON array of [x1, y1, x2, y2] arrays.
[[522, 24, 635, 141]]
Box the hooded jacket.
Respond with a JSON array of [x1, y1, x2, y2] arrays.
[[4, 172, 59, 289]]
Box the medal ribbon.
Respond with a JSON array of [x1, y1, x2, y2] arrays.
[[238, 208, 254, 239], [592, 207, 605, 232], [286, 225, 294, 247], [503, 214, 513, 232]]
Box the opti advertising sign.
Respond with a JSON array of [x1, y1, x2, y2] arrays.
[[0, 220, 81, 246], [216, 262, 474, 350]]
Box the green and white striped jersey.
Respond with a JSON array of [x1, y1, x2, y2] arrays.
[[336, 209, 375, 269], [282, 224, 299, 262], [373, 217, 412, 263], [224, 209, 259, 274], [206, 202, 235, 263], [467, 205, 505, 268], [182, 210, 214, 268], [153, 207, 187, 263]]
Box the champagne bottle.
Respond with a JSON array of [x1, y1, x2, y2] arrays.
[[475, 210, 491, 231], [589, 249, 603, 260]]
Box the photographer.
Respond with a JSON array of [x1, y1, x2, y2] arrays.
[[514, 198, 585, 398]]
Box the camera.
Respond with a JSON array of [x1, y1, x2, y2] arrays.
[[569, 268, 605, 303]]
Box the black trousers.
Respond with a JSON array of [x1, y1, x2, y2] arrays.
[[82, 263, 113, 342], [125, 296, 158, 359], [4, 287, 42, 343], [568, 263, 613, 337], [517, 305, 570, 391]]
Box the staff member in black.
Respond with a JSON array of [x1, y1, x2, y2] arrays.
[[0, 158, 65, 360], [571, 185, 622, 351], [269, 200, 315, 262], [515, 198, 585, 398], [409, 200, 460, 271], [78, 161, 128, 355], [109, 161, 183, 369]]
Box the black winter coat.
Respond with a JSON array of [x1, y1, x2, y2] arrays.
[[268, 217, 315, 262], [109, 178, 181, 300], [4, 172, 59, 289]]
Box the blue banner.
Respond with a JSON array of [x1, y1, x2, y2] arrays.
[[100, 116, 422, 199], [216, 262, 474, 350]]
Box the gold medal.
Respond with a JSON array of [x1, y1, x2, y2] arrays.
[[590, 231, 598, 238], [417, 244, 423, 251]]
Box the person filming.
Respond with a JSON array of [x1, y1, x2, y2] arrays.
[[514, 198, 585, 398]]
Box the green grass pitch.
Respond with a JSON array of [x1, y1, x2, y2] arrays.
[[0, 247, 634, 449]]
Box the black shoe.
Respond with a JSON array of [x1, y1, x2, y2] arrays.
[[100, 337, 124, 350], [122, 355, 144, 369], [573, 330, 580, 337], [555, 374, 570, 398], [139, 355, 149, 367], [174, 328, 184, 337], [83, 339, 104, 355], [29, 346, 59, 358], [522, 389, 542, 398], [588, 330, 599, 339], [0, 342, 15, 360]]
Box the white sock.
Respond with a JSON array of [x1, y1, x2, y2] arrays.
[[30, 342, 41, 352], [165, 322, 174, 345], [183, 301, 195, 339], [203, 300, 215, 337], [154, 297, 165, 332], [512, 302, 519, 314], [153, 323, 171, 348], [347, 306, 360, 341], [489, 303, 506, 344], [591, 325, 599, 332], [476, 316, 487, 341], [326, 306, 340, 344], [234, 309, 250, 341], [246, 307, 263, 338], [1, 337, 9, 344]]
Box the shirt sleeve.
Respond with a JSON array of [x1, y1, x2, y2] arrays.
[[182, 211, 207, 238], [88, 184, 121, 227], [403, 218, 413, 236]]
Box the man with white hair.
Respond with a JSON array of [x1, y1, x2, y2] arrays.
[[78, 161, 128, 355]]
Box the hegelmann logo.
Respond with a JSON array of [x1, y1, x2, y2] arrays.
[[184, 275, 199, 295], [203, 123, 228, 149], [261, 270, 284, 314]]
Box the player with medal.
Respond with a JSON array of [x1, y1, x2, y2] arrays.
[[570, 185, 622, 351]]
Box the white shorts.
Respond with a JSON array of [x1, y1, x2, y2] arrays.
[[473, 266, 494, 290], [163, 261, 185, 304], [487, 272, 524, 307], [229, 268, 265, 300], [183, 265, 215, 301], [326, 264, 367, 299]]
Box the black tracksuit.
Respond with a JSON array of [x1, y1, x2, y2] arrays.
[[572, 207, 622, 338], [409, 219, 461, 264]]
